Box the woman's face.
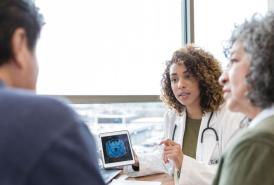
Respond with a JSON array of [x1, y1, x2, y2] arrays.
[[169, 63, 201, 110], [219, 41, 251, 113]]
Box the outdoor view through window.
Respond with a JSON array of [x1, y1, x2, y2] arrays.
[[71, 103, 165, 154]]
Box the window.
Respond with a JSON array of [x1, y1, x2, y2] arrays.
[[35, 0, 183, 152], [35, 0, 182, 95], [194, 0, 268, 67], [35, 0, 270, 152], [72, 102, 165, 153]]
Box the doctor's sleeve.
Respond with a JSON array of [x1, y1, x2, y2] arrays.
[[177, 155, 218, 185]]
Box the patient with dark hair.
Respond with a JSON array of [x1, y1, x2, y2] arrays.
[[0, 0, 104, 184]]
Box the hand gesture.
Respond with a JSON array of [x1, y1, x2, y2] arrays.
[[160, 139, 184, 170]]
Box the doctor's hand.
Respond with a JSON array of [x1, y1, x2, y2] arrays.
[[160, 139, 184, 170]]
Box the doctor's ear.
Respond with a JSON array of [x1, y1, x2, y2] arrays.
[[11, 28, 29, 69]]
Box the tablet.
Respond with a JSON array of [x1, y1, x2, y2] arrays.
[[99, 130, 135, 168]]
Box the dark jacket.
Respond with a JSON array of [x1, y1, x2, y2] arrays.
[[0, 81, 105, 185]]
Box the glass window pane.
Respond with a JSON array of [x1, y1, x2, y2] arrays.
[[72, 102, 165, 153], [194, 0, 268, 67], [35, 0, 182, 95]]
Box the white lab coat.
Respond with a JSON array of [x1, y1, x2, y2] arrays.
[[126, 104, 245, 185]]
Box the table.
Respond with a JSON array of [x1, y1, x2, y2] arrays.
[[127, 173, 174, 185]]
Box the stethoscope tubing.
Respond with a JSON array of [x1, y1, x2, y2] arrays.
[[172, 112, 219, 143]]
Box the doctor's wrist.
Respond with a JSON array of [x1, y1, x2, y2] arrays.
[[132, 150, 140, 171], [132, 164, 140, 171], [132, 158, 140, 171]]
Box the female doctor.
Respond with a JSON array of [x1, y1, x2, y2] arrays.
[[127, 44, 245, 185]]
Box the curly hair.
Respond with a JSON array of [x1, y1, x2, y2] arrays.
[[161, 44, 224, 114], [224, 13, 274, 109]]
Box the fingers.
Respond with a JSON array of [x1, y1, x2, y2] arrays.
[[165, 153, 179, 160], [163, 146, 181, 157], [160, 140, 184, 170], [163, 142, 181, 153], [160, 139, 177, 146], [163, 153, 169, 163], [164, 145, 180, 150], [163, 147, 184, 170], [162, 143, 182, 164]]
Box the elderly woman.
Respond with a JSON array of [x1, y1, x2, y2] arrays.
[[127, 44, 244, 185], [213, 13, 274, 185]]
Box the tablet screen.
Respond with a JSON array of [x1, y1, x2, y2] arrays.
[[101, 133, 133, 164]]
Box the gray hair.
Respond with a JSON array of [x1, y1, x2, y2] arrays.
[[224, 13, 274, 109]]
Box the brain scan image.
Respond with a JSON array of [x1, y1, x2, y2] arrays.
[[101, 133, 133, 164], [106, 139, 127, 158]]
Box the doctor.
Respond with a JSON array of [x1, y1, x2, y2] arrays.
[[127, 45, 245, 185]]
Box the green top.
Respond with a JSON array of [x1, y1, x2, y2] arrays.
[[182, 116, 201, 158], [212, 115, 274, 185]]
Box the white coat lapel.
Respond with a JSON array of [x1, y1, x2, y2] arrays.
[[174, 110, 187, 145]]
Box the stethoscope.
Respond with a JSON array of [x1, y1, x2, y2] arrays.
[[172, 112, 219, 143]]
